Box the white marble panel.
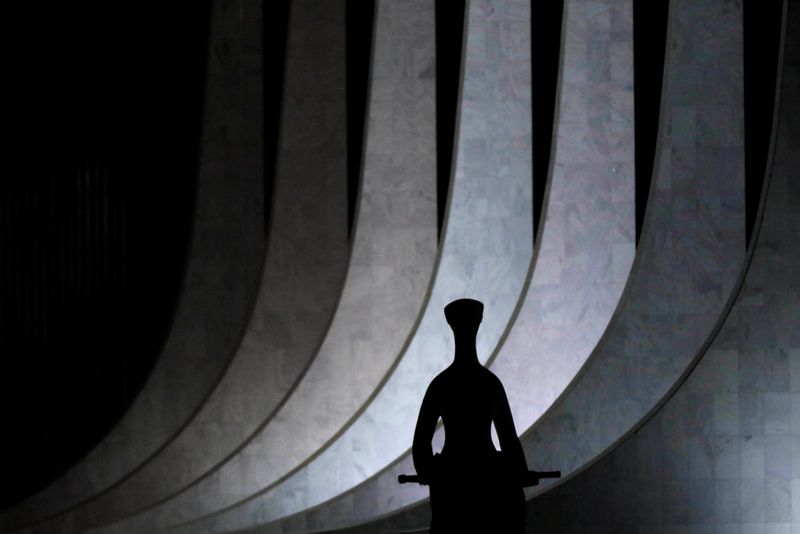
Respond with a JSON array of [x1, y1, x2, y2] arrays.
[[151, 0, 533, 531], [12, 2, 353, 533], [251, 1, 637, 530], [278, 0, 751, 529], [523, 4, 799, 528], [0, 0, 267, 530], [491, 0, 635, 442], [518, 0, 745, 496], [88, 1, 438, 533]]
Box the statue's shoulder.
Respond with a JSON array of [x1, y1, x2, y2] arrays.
[[479, 367, 505, 391], [429, 368, 450, 387], [428, 366, 461, 392], [476, 364, 499, 380]]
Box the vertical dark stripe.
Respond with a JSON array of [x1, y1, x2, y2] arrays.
[[27, 192, 34, 340], [53, 179, 58, 341], [19, 192, 25, 339], [264, 0, 291, 235], [531, 0, 565, 240], [19, 192, 26, 340], [14, 196, 20, 338], [33, 192, 40, 341], [346, 0, 376, 237], [23, 193, 30, 340], [633, 0, 670, 244], [78, 170, 84, 325], [91, 162, 97, 307], [0, 1, 211, 508], [1, 192, 6, 334], [1, 193, 4, 332], [743, 0, 783, 246], [435, 0, 467, 238]]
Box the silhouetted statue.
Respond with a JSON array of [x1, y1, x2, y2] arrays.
[[412, 298, 528, 533]]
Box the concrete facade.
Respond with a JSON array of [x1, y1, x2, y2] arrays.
[[518, 0, 746, 499], [153, 0, 533, 531], [0, 0, 267, 530], [90, 0, 438, 532], [4, 0, 793, 530], [16, 2, 354, 533], [528, 1, 799, 531], [286, 0, 749, 530], [259, 0, 638, 530]]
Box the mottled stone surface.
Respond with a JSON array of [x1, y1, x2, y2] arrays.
[[0, 0, 267, 530], [492, 0, 635, 455], [16, 2, 353, 533], [292, 0, 749, 530], [90, 1, 438, 533], [528, 2, 798, 531], [156, 0, 533, 531], [520, 0, 745, 500], [259, 0, 638, 530]]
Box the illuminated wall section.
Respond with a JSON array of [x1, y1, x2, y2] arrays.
[[1, 0, 763, 531], [528, 5, 796, 528], [153, 0, 534, 531], [517, 0, 746, 495], [492, 0, 635, 447], [0, 0, 267, 531], [317, 0, 747, 527], [273, 0, 748, 530], [262, 0, 638, 530], [14, 2, 354, 533], [90, 1, 439, 533]]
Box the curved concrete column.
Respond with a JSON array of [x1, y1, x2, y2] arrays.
[[11, 3, 353, 534], [254, 0, 638, 530], [0, 1, 267, 531], [90, 1, 439, 533], [519, 0, 746, 500], [318, 0, 751, 528], [492, 0, 635, 451], [526, 5, 797, 528], [272, 0, 749, 529], [157, 0, 534, 531]]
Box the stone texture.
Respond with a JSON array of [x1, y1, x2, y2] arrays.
[[520, 0, 745, 499], [90, 0, 438, 533], [156, 0, 533, 531], [0, 0, 267, 530], [255, 0, 639, 530], [16, 1, 354, 533], [525, 2, 799, 530], [303, 0, 750, 530]]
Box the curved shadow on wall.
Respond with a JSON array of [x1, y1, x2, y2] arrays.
[[156, 0, 535, 531], [12, 2, 355, 533], [517, 0, 746, 500], [248, 0, 641, 530], [272, 0, 751, 530], [528, 1, 793, 530], [0, 2, 268, 531], [89, 1, 439, 533]]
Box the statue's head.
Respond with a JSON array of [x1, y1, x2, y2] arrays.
[[444, 298, 483, 336]]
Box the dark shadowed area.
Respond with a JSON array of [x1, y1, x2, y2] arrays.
[[0, 1, 210, 509]]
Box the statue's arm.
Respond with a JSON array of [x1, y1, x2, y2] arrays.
[[412, 381, 439, 480], [494, 381, 528, 474]]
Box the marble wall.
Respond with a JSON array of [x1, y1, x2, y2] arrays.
[[0, 0, 267, 530], [2, 0, 780, 530], [260, 0, 638, 530], [15, 2, 353, 533], [528, 1, 799, 531], [519, 0, 746, 500], [150, 0, 533, 531], [293, 0, 749, 530], [89, 0, 438, 533]]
